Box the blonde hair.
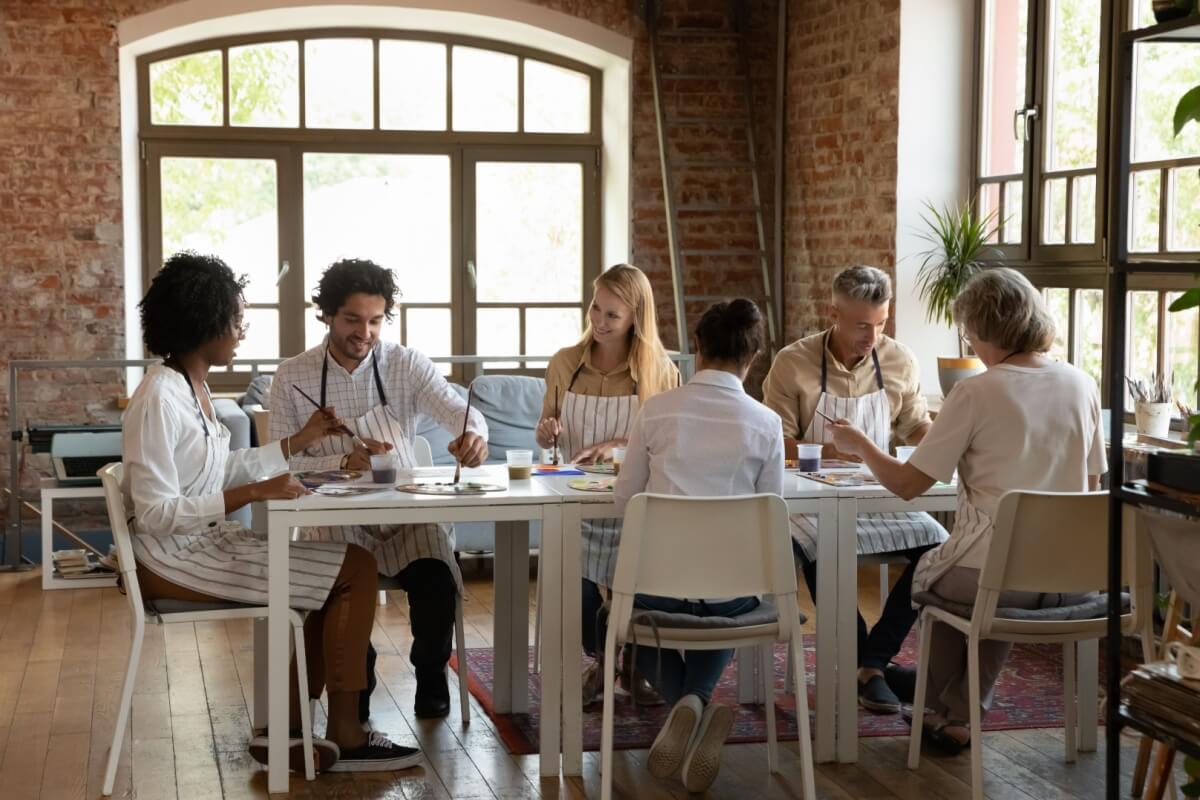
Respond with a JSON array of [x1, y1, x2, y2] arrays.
[[953, 268, 1056, 354], [578, 264, 676, 400]]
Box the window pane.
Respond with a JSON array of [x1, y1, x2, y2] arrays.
[[405, 308, 453, 376], [380, 41, 447, 131], [979, 183, 1001, 244], [1043, 288, 1069, 362], [1167, 292, 1199, 407], [1131, 1, 1155, 29], [1077, 289, 1104, 388], [1133, 43, 1200, 162], [1002, 180, 1023, 244], [477, 307, 520, 369], [1044, 0, 1099, 171], [150, 50, 222, 126], [1130, 170, 1161, 253], [235, 308, 280, 366], [303, 154, 451, 303], [230, 41, 299, 127], [1043, 177, 1067, 245], [1128, 291, 1159, 387], [979, 0, 1028, 178], [475, 162, 583, 302], [305, 39, 373, 129], [526, 307, 583, 367], [1168, 167, 1200, 252], [1072, 174, 1096, 245], [523, 59, 590, 134], [159, 157, 278, 304], [452, 47, 517, 132], [305, 307, 326, 350]]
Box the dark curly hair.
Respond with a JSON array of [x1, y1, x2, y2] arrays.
[[695, 298, 764, 366], [139, 251, 247, 358], [311, 258, 399, 321]]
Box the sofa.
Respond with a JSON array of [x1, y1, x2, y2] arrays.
[[240, 373, 547, 553]]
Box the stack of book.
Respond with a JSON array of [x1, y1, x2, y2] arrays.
[[1122, 661, 1200, 747], [51, 549, 101, 579]]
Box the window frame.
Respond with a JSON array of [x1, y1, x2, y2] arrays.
[[137, 28, 603, 390]]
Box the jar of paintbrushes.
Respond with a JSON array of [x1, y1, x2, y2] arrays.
[[1127, 373, 1174, 438]]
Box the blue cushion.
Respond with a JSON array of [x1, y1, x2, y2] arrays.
[[415, 376, 545, 465]]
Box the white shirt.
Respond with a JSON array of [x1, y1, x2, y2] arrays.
[[910, 361, 1106, 585], [268, 339, 487, 469], [614, 369, 785, 514]]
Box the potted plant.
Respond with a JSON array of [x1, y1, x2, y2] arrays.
[[915, 199, 1001, 397]]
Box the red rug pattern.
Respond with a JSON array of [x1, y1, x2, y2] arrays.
[[450, 634, 1084, 756]]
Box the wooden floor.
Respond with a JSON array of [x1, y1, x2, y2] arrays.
[[0, 561, 1162, 799]]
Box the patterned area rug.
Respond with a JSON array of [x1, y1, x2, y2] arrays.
[[450, 634, 1080, 755]]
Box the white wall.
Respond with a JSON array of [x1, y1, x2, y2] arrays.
[[894, 0, 975, 395]]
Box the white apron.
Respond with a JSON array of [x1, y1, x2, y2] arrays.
[[130, 368, 346, 611], [911, 492, 993, 596], [560, 363, 638, 587], [294, 348, 463, 592], [790, 331, 947, 560]]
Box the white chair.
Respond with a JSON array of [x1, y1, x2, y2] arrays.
[[97, 462, 319, 794], [907, 491, 1156, 800], [246, 403, 270, 446], [599, 493, 816, 800]]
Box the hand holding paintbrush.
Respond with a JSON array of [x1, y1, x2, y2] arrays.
[[291, 384, 371, 450], [452, 384, 475, 485]]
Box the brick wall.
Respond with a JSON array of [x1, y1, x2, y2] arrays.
[[0, 1, 782, 509], [782, 0, 901, 341]]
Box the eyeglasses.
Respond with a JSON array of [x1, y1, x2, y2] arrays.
[[232, 318, 249, 337]]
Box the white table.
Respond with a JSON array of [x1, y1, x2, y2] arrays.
[[264, 466, 564, 793]]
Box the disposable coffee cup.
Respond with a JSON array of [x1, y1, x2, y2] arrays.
[[507, 449, 533, 480], [796, 443, 822, 472], [611, 446, 626, 475], [370, 453, 398, 484]]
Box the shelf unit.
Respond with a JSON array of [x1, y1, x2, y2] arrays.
[[1105, 15, 1200, 800]]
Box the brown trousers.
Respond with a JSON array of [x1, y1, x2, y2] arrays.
[[137, 544, 379, 699]]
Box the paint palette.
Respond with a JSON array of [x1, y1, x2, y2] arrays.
[[396, 482, 506, 495], [567, 478, 615, 493], [577, 463, 616, 475], [294, 469, 362, 488]]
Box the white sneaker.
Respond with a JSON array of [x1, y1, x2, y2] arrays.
[[647, 694, 703, 779], [680, 702, 734, 792]]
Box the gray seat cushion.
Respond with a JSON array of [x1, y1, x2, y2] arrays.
[[912, 590, 1129, 621], [147, 598, 261, 615], [628, 598, 807, 630]]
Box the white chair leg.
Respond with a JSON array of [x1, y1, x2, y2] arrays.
[[763, 642, 778, 772], [533, 549, 542, 675], [879, 563, 889, 606], [253, 617, 268, 730], [907, 614, 933, 770], [1063, 641, 1077, 763], [455, 594, 470, 724], [377, 589, 388, 606], [784, 641, 795, 695], [291, 612, 316, 780], [789, 635, 816, 800], [967, 634, 984, 800], [600, 630, 619, 800], [103, 615, 144, 796]]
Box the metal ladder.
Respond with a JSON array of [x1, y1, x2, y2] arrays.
[[641, 0, 778, 356]]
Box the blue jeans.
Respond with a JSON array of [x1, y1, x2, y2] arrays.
[[581, 579, 759, 705]]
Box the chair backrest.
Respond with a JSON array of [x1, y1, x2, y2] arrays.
[[978, 490, 1153, 629], [98, 462, 147, 621], [247, 405, 270, 445], [609, 493, 799, 637], [412, 435, 433, 467]]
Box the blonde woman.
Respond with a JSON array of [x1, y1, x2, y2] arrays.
[[535, 263, 679, 702]]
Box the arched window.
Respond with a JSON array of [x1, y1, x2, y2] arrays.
[[139, 29, 601, 384]]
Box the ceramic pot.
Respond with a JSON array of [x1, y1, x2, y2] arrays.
[[937, 356, 986, 398], [1152, 0, 1192, 22], [1135, 401, 1173, 438]]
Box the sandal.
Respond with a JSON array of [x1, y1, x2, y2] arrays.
[[902, 709, 971, 755]]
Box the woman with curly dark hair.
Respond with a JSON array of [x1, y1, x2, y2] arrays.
[[123, 251, 421, 773]]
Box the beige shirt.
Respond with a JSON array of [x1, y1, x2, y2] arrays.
[[762, 330, 930, 441], [540, 341, 679, 420]]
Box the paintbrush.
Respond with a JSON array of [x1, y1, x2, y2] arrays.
[[454, 384, 475, 485], [813, 408, 840, 425], [552, 386, 560, 465], [291, 384, 368, 450]]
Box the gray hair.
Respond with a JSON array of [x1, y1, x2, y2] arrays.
[[953, 268, 1055, 354], [832, 265, 893, 306]]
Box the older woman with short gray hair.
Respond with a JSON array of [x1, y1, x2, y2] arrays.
[[829, 267, 1105, 751]]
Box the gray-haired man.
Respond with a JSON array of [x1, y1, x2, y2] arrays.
[[762, 265, 947, 714]]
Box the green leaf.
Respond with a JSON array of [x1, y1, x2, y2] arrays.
[[1181, 778, 1200, 797], [1169, 288, 1200, 312], [1187, 756, 1200, 776], [1175, 85, 1200, 139], [1189, 413, 1200, 446]]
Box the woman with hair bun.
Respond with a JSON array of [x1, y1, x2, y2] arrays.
[[607, 298, 785, 793]]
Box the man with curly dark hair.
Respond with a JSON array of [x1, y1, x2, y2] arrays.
[[125, 251, 424, 773], [269, 257, 487, 722]]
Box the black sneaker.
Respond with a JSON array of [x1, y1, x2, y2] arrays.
[[360, 642, 378, 723], [858, 673, 901, 714], [248, 731, 340, 773], [328, 731, 422, 772], [884, 663, 917, 704]]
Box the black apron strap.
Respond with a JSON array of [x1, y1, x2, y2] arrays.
[[871, 346, 884, 390], [321, 343, 389, 407]]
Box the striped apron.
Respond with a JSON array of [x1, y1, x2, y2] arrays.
[[790, 331, 947, 560], [560, 363, 638, 588], [130, 372, 346, 611], [294, 347, 462, 592], [911, 492, 992, 596]]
